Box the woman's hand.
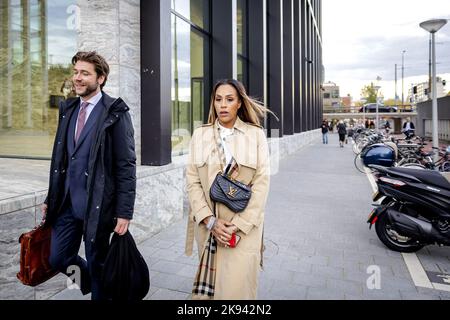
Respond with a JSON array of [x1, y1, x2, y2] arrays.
[[224, 222, 239, 234], [212, 219, 238, 246]]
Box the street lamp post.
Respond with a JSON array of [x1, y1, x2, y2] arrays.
[[374, 89, 380, 132], [395, 64, 398, 108], [401, 50, 406, 108], [375, 76, 382, 132], [361, 98, 366, 127], [420, 19, 448, 164]]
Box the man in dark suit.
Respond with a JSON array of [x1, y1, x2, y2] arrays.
[[42, 51, 136, 300]]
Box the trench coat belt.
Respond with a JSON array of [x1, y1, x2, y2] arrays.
[[185, 213, 196, 256], [185, 203, 215, 256]]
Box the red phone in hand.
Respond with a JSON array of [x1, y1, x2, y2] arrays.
[[228, 233, 241, 248]]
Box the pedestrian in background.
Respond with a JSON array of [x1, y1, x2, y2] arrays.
[[347, 124, 354, 143], [402, 117, 415, 139], [185, 79, 272, 300], [337, 120, 347, 148], [384, 120, 391, 134], [321, 120, 329, 144]]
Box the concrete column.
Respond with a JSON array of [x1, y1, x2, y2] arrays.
[[78, 0, 141, 163], [119, 0, 141, 162]]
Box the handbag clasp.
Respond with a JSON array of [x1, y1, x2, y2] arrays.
[[227, 186, 238, 198]]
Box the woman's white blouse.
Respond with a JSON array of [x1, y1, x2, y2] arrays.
[[218, 122, 234, 170]]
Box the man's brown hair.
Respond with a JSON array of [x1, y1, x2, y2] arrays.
[[72, 51, 110, 89]]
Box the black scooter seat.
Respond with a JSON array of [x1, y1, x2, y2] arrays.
[[388, 167, 450, 190]]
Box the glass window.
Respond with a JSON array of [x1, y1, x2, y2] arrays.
[[171, 15, 191, 156], [171, 0, 209, 31], [237, 0, 247, 57], [191, 31, 205, 131], [171, 0, 210, 156], [0, 0, 77, 158], [331, 90, 340, 99], [237, 0, 248, 87]]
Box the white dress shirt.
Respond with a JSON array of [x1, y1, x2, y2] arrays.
[[74, 91, 103, 136], [404, 122, 412, 131]]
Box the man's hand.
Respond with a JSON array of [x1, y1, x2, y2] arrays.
[[41, 203, 48, 221], [114, 218, 130, 236]]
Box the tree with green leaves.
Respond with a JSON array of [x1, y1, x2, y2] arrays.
[[361, 83, 378, 103]]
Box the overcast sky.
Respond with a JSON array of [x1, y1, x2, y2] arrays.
[[322, 0, 450, 101]]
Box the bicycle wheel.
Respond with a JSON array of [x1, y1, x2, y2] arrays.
[[352, 140, 360, 154], [440, 161, 450, 172], [354, 154, 369, 174], [397, 156, 421, 167], [354, 139, 367, 155]]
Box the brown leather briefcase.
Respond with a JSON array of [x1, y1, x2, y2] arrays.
[[17, 222, 58, 286]]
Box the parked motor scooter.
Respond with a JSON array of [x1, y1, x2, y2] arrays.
[[367, 164, 450, 252]]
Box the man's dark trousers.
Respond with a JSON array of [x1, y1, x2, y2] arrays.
[[49, 198, 108, 299]]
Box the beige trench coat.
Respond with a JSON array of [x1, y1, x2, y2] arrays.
[[185, 117, 270, 300]]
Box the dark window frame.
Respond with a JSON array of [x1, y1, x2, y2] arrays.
[[237, 0, 249, 87]]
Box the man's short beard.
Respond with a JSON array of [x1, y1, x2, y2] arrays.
[[78, 82, 100, 97]]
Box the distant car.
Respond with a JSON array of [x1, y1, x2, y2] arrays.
[[401, 105, 413, 112], [359, 103, 398, 113]]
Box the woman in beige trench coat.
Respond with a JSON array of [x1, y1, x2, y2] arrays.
[[185, 79, 273, 300]]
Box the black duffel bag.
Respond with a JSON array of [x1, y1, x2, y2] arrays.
[[101, 231, 150, 300]]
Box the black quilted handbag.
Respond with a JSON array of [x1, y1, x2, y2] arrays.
[[209, 171, 252, 213]]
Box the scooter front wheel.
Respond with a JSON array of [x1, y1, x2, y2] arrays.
[[374, 212, 424, 253]]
